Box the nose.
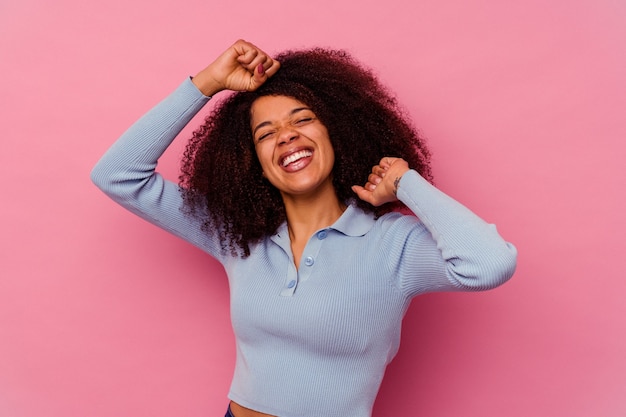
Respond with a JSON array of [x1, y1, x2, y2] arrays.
[[278, 126, 298, 145]]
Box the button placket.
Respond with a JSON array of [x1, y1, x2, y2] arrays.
[[296, 228, 328, 283], [276, 227, 330, 296], [280, 261, 299, 297]]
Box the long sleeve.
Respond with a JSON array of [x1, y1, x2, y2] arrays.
[[90, 78, 223, 256], [390, 170, 517, 296]]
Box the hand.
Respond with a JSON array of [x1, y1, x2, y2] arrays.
[[352, 157, 410, 206], [192, 39, 280, 96]]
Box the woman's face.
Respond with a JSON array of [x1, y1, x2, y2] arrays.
[[250, 95, 335, 198]]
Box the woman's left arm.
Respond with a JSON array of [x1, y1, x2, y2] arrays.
[[353, 158, 517, 293]]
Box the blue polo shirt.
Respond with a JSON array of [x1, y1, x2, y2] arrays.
[[91, 78, 517, 417]]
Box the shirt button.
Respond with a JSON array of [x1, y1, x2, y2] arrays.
[[304, 256, 314, 266], [287, 280, 296, 288], [317, 230, 328, 240]]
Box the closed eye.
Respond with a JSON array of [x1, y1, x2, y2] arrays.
[[257, 131, 275, 141], [294, 117, 315, 125]]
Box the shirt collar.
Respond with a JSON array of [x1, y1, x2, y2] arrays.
[[271, 203, 376, 243], [330, 204, 376, 237]]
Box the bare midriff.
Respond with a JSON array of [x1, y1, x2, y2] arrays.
[[230, 401, 277, 417]]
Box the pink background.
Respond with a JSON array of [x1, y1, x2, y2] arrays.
[[1, 0, 625, 416]]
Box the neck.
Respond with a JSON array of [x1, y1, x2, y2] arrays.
[[281, 185, 346, 242]]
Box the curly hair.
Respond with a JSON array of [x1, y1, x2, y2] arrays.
[[179, 48, 432, 257]]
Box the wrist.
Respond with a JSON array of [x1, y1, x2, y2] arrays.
[[191, 70, 223, 97], [392, 167, 410, 196], [392, 176, 401, 196]]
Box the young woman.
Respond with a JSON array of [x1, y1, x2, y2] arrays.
[[91, 39, 517, 417]]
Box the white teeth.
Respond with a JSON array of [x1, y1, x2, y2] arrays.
[[282, 150, 312, 167]]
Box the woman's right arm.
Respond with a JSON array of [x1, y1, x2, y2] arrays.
[[90, 78, 221, 253], [91, 40, 279, 255]]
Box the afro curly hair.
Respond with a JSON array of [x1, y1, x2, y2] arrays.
[[179, 47, 432, 257]]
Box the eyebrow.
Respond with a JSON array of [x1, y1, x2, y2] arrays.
[[252, 107, 312, 136]]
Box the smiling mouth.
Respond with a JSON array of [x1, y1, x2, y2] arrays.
[[281, 150, 313, 167]]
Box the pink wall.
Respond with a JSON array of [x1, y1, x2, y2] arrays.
[[1, 0, 624, 416]]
